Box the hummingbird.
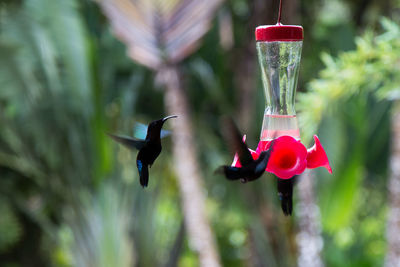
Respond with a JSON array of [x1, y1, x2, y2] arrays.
[[277, 176, 297, 216], [216, 117, 275, 183], [108, 115, 177, 187]]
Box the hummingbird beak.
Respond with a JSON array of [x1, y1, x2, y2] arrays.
[[162, 115, 178, 123]]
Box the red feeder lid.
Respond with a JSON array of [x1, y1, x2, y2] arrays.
[[255, 23, 303, 42]]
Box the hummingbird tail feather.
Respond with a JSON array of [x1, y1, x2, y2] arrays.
[[137, 160, 149, 188], [277, 178, 294, 216], [280, 196, 293, 216]]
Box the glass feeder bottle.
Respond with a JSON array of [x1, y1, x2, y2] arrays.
[[255, 23, 303, 141]]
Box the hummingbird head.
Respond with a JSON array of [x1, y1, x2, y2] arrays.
[[146, 115, 178, 139]]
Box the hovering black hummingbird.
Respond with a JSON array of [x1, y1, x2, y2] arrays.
[[108, 115, 177, 187], [216, 117, 276, 183], [277, 176, 297, 216]]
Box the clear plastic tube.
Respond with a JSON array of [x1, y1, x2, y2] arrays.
[[256, 40, 303, 140]]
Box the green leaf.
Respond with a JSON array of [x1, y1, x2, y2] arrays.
[[0, 201, 22, 252]]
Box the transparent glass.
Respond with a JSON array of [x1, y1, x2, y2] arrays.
[[256, 41, 303, 140]]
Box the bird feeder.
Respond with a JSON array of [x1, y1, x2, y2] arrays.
[[229, 0, 332, 216], [232, 1, 332, 179], [255, 13, 303, 141]]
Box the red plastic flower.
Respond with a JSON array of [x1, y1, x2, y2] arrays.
[[231, 134, 332, 179], [264, 136, 307, 179], [306, 135, 332, 174]]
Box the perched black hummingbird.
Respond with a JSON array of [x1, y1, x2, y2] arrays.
[[108, 115, 177, 187], [277, 176, 297, 216], [216, 117, 275, 183]]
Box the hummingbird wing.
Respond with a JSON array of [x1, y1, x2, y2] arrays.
[[222, 117, 253, 166], [215, 165, 252, 180], [254, 137, 277, 173], [137, 159, 149, 187], [160, 129, 171, 139], [108, 134, 146, 150], [254, 151, 271, 174], [133, 122, 148, 140], [277, 177, 296, 216]]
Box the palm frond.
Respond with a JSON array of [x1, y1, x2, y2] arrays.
[[65, 185, 134, 267], [96, 0, 223, 69]]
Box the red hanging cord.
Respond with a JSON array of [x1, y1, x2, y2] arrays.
[[277, 0, 283, 24]]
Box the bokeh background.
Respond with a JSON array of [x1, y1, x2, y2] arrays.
[[1, 0, 400, 266]]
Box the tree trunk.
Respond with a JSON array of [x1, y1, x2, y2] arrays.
[[296, 170, 324, 267], [159, 66, 221, 267], [289, 0, 324, 264], [385, 102, 400, 267]]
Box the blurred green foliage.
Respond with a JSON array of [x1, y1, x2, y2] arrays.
[[0, 200, 22, 252], [0, 0, 399, 266], [298, 17, 400, 267]]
